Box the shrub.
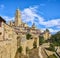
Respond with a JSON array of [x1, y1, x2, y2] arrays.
[[17, 46, 23, 53], [48, 54, 57, 58], [39, 36, 44, 45], [26, 33, 31, 40], [26, 47, 30, 53], [33, 41, 37, 48], [46, 44, 55, 52]]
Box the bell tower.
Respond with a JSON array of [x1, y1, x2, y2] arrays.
[[15, 9, 22, 26]]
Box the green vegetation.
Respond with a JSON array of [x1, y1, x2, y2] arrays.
[[46, 29, 49, 32], [26, 33, 32, 40], [48, 54, 57, 58], [46, 43, 55, 52], [33, 41, 37, 48], [39, 36, 45, 45], [17, 46, 23, 53], [50, 31, 60, 46], [26, 47, 30, 53], [45, 31, 60, 52]]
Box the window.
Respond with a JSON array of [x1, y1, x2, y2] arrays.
[[0, 32, 2, 35], [0, 22, 1, 27]]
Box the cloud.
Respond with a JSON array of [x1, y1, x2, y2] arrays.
[[22, 6, 60, 28], [1, 6, 60, 33], [0, 4, 5, 9], [2, 16, 14, 22], [57, 25, 60, 28], [41, 28, 60, 34], [21, 6, 44, 24], [41, 19, 60, 28], [48, 28, 60, 33], [21, 6, 60, 33]]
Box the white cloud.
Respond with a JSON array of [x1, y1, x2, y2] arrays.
[[2, 16, 14, 22], [57, 25, 60, 28], [48, 28, 60, 33], [41, 19, 60, 27], [41, 28, 60, 33], [21, 6, 60, 33], [21, 6, 60, 28], [1, 6, 60, 33], [21, 6, 44, 25]]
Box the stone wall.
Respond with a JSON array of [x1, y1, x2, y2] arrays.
[[0, 22, 17, 58]]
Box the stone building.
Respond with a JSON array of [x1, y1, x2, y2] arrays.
[[43, 29, 51, 40], [0, 9, 40, 58], [0, 17, 17, 58], [0, 9, 51, 58]]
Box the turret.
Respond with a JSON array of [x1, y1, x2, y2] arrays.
[[32, 23, 36, 29], [15, 9, 22, 26]]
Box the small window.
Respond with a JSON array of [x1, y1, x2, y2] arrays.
[[0, 22, 1, 27], [0, 32, 2, 35]]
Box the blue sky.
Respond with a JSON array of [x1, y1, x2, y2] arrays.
[[0, 0, 60, 33]]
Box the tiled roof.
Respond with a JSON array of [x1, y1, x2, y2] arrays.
[[0, 16, 6, 23]]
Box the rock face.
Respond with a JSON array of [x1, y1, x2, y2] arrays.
[[0, 9, 51, 58], [28, 48, 40, 58], [15, 48, 40, 58], [0, 9, 40, 58], [15, 52, 28, 58], [0, 20, 17, 58], [40, 48, 48, 58]]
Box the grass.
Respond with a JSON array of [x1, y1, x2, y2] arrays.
[[48, 54, 57, 58]]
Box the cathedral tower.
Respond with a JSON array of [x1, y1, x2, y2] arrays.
[[15, 9, 22, 26]]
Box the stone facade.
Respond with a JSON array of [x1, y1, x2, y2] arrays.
[[0, 18, 17, 58], [43, 29, 51, 40], [40, 29, 51, 40], [0, 9, 51, 58], [0, 9, 40, 58]]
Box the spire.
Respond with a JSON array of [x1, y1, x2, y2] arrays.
[[15, 9, 22, 26], [46, 29, 49, 32], [32, 23, 36, 29]]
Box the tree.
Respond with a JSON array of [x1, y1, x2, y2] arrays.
[[50, 31, 60, 46], [39, 36, 44, 45], [17, 46, 23, 53], [49, 44, 55, 51], [26, 47, 30, 53], [26, 33, 32, 40], [46, 44, 55, 52], [46, 29, 49, 32]]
